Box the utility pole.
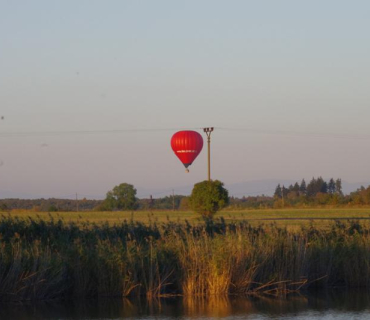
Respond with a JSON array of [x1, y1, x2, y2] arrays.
[[76, 193, 79, 212], [149, 195, 153, 210], [203, 127, 214, 181], [172, 189, 175, 211]]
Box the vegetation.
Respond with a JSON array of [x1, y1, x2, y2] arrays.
[[189, 180, 229, 218], [0, 198, 102, 212], [99, 183, 138, 211], [3, 208, 370, 231], [229, 195, 275, 209], [272, 177, 343, 207], [2, 179, 370, 212], [2, 215, 370, 301], [230, 180, 370, 209], [0, 196, 188, 212], [139, 195, 188, 210]]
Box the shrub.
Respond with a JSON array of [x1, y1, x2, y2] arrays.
[[48, 205, 58, 212], [189, 180, 229, 218], [103, 183, 138, 211]]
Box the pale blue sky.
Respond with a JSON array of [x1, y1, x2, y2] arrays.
[[1, 1, 370, 198]]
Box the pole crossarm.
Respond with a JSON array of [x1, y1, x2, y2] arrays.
[[203, 127, 214, 137]]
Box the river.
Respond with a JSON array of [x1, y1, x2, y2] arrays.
[[1, 290, 370, 319]]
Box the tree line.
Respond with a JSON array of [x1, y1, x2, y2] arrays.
[[2, 179, 370, 212], [229, 178, 370, 209], [271, 177, 344, 207], [0, 181, 228, 216], [274, 177, 343, 199]]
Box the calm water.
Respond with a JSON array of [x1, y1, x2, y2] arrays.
[[1, 290, 370, 320]]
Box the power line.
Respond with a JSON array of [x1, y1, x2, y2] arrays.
[[1, 126, 370, 140], [0, 127, 204, 138], [218, 127, 370, 140]]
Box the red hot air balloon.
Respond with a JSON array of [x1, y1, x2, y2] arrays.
[[171, 131, 203, 172]]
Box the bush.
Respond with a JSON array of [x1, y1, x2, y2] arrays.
[[189, 180, 229, 218], [48, 205, 58, 212], [103, 183, 138, 211]]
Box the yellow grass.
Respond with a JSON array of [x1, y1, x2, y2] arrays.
[[5, 207, 370, 230]]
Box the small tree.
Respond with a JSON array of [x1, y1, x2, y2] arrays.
[[189, 180, 229, 218], [103, 183, 138, 211], [179, 197, 190, 210], [328, 178, 336, 194], [335, 179, 343, 196], [274, 184, 282, 198], [299, 179, 307, 195], [48, 204, 58, 212]]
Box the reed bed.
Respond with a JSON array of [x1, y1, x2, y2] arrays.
[[0, 215, 370, 301]]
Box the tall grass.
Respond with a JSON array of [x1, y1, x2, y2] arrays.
[[1, 215, 370, 301]]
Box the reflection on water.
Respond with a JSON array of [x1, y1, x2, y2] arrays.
[[1, 290, 370, 319]]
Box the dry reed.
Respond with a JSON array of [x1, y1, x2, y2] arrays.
[[0, 216, 370, 301]]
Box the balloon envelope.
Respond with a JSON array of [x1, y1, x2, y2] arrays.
[[171, 131, 203, 168]]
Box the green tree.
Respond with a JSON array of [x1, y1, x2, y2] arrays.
[[293, 182, 300, 192], [328, 178, 336, 194], [299, 179, 307, 195], [179, 197, 190, 210], [104, 183, 138, 211], [274, 184, 282, 198], [307, 177, 327, 197], [189, 180, 229, 218], [321, 181, 328, 193], [335, 179, 343, 196], [282, 185, 289, 198], [48, 204, 58, 212]]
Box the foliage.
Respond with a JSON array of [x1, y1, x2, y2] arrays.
[[299, 179, 307, 194], [138, 195, 186, 210], [349, 186, 370, 205], [228, 195, 274, 209], [178, 197, 190, 210], [1, 177, 370, 213], [103, 183, 138, 211], [189, 180, 229, 218], [48, 204, 58, 212], [0, 196, 189, 212], [0, 198, 102, 212], [271, 177, 346, 208]]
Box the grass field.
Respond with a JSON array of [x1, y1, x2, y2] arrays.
[[5, 207, 370, 229]]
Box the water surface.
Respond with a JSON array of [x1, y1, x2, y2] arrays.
[[2, 290, 370, 319]]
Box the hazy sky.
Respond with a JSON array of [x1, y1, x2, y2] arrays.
[[1, 1, 370, 198]]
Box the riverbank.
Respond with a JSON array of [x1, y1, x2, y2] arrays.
[[0, 216, 369, 301]]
